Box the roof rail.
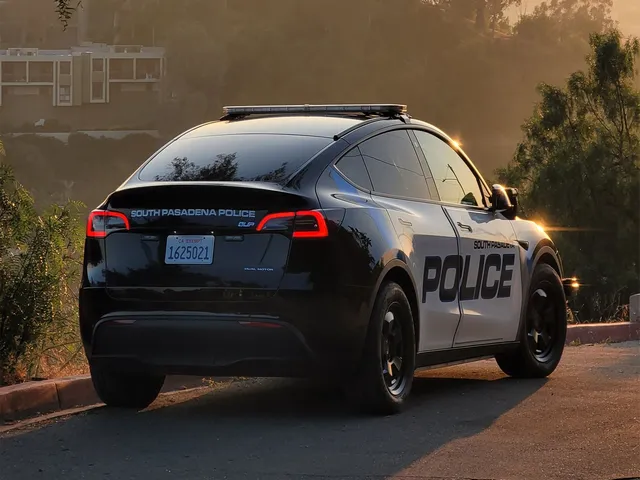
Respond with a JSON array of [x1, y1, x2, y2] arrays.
[[221, 104, 407, 119]]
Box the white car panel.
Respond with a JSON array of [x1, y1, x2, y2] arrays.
[[373, 194, 463, 352], [443, 206, 523, 346]]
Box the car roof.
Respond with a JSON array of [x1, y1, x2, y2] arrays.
[[130, 112, 487, 193], [181, 115, 373, 140], [177, 114, 458, 156]]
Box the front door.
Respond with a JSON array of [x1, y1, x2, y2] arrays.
[[411, 128, 523, 347], [443, 207, 522, 346]]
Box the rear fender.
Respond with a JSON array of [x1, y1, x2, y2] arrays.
[[363, 255, 419, 348]]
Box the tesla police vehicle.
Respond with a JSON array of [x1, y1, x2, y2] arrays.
[[80, 104, 576, 414]]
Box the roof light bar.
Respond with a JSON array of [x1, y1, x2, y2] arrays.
[[222, 104, 407, 116]]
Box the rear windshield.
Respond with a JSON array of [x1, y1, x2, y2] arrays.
[[138, 134, 332, 184]]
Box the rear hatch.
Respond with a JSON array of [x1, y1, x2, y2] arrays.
[[93, 132, 332, 302]]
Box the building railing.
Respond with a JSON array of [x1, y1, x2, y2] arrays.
[[29, 72, 54, 83], [135, 70, 161, 80], [1, 72, 27, 82]]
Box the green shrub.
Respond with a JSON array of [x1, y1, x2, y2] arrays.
[[0, 163, 85, 384]]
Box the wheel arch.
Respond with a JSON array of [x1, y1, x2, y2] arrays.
[[514, 240, 566, 342], [367, 259, 420, 351], [531, 241, 563, 278]]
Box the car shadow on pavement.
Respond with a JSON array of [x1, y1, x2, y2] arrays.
[[0, 366, 547, 480]]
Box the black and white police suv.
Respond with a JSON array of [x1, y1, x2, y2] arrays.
[[80, 104, 576, 414]]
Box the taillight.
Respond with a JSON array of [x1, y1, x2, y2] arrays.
[[256, 210, 328, 238], [292, 210, 329, 238], [86, 210, 130, 238]]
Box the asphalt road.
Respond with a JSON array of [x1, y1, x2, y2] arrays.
[[1, 342, 638, 480]]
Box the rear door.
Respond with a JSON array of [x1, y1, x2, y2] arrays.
[[412, 130, 523, 346], [355, 129, 462, 352], [98, 133, 332, 302]]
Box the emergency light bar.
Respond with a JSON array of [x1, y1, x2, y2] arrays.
[[222, 104, 408, 117]]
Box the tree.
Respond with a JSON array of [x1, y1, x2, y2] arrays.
[[54, 0, 79, 28], [513, 0, 613, 47], [422, 0, 521, 32], [498, 29, 640, 321]]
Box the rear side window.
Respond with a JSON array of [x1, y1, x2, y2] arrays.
[[358, 130, 431, 200], [138, 134, 332, 184], [335, 148, 373, 191]]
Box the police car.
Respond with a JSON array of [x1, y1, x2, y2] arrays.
[[80, 104, 576, 415]]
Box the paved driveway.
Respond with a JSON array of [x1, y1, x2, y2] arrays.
[[1, 342, 638, 480]]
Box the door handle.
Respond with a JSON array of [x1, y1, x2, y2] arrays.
[[457, 222, 473, 232], [398, 218, 413, 227]]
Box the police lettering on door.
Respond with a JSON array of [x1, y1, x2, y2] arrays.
[[422, 241, 516, 303]]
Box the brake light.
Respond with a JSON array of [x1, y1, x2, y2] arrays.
[[292, 210, 329, 238], [256, 212, 295, 231], [86, 210, 130, 238], [256, 210, 328, 238]]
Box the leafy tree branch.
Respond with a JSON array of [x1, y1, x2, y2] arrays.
[[497, 29, 640, 321]]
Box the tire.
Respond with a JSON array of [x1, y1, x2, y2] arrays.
[[496, 263, 567, 378], [346, 281, 416, 415], [90, 364, 165, 409]]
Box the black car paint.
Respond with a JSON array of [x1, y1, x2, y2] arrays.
[[80, 119, 384, 376], [79, 114, 562, 379]]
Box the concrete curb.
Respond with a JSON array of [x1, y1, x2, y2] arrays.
[[1, 322, 637, 422], [0, 375, 211, 423], [565, 322, 640, 345]]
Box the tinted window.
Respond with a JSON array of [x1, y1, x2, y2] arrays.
[[359, 130, 431, 199], [138, 134, 332, 184], [335, 148, 373, 190], [413, 131, 483, 207]]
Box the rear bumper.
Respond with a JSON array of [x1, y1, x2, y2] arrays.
[[80, 287, 371, 378], [90, 312, 316, 377]]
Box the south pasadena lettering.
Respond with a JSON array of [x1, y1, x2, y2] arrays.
[[130, 209, 256, 218]]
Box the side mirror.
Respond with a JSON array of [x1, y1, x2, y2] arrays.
[[505, 187, 519, 216], [490, 184, 517, 219]]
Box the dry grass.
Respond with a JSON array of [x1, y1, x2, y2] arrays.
[[34, 344, 88, 380]]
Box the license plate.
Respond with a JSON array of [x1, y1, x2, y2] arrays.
[[164, 235, 214, 265]]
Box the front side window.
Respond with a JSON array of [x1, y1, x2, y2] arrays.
[[358, 130, 431, 200], [413, 130, 483, 207], [138, 134, 331, 184]]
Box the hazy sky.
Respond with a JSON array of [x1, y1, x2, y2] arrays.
[[508, 0, 640, 36]]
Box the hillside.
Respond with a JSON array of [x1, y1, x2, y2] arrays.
[[510, 0, 640, 36]]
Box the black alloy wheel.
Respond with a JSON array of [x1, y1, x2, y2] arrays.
[[381, 306, 408, 397], [526, 286, 560, 362], [347, 281, 416, 415], [495, 263, 567, 378]]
